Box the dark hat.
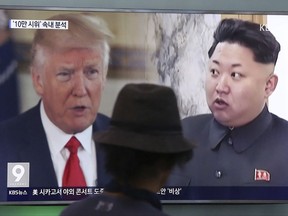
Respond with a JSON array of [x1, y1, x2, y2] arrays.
[[94, 83, 195, 153]]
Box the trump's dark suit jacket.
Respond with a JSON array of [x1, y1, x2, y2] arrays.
[[167, 106, 288, 187], [0, 103, 111, 201]]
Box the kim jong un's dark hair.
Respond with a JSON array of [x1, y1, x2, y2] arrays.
[[208, 18, 280, 65]]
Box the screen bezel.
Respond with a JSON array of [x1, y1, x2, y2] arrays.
[[1, 6, 288, 205]]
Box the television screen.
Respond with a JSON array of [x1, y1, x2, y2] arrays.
[[1, 7, 288, 206]]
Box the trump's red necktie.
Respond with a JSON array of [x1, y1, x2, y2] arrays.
[[62, 136, 87, 187]]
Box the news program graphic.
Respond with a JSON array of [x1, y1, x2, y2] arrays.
[[7, 162, 30, 188], [259, 24, 270, 31], [9, 19, 68, 29]]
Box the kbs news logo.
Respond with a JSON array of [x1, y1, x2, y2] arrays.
[[7, 162, 30, 187], [259, 24, 270, 31]]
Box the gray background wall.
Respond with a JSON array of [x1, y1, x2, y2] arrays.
[[1, 0, 288, 215]]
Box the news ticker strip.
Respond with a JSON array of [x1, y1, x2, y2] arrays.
[[9, 19, 68, 29], [7, 187, 288, 202], [6, 187, 183, 201]]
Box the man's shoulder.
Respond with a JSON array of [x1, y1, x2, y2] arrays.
[[271, 113, 288, 130], [60, 194, 168, 216], [182, 113, 212, 127], [0, 105, 40, 130], [181, 113, 212, 137], [93, 113, 110, 132]]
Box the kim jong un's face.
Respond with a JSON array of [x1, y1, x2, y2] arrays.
[[205, 42, 277, 127]]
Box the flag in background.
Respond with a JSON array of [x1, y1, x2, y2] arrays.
[[0, 10, 19, 122]]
